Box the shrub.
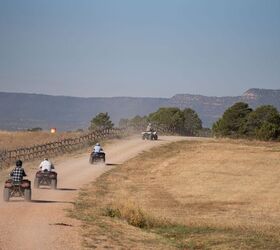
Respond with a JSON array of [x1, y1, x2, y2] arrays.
[[102, 202, 165, 229], [256, 122, 280, 141]]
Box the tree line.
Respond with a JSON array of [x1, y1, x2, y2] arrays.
[[89, 108, 204, 136], [119, 107, 204, 136], [213, 102, 280, 141], [89, 102, 280, 141]]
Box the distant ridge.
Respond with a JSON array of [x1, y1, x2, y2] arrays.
[[0, 88, 279, 130]]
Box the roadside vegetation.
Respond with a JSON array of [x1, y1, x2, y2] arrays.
[[213, 102, 280, 141], [119, 107, 207, 136], [89, 112, 114, 131], [70, 139, 280, 249]]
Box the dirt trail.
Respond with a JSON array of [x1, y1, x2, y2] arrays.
[[0, 136, 195, 250]]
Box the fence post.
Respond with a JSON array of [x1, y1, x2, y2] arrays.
[[0, 128, 126, 168]]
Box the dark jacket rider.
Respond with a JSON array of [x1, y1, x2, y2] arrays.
[[10, 160, 27, 182]]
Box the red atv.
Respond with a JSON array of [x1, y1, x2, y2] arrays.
[[3, 179, 31, 202], [34, 170, 57, 189]]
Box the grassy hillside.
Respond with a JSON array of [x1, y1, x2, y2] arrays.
[[70, 139, 280, 249]]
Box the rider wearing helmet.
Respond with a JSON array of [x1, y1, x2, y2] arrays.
[[10, 160, 27, 182], [39, 158, 55, 172], [93, 143, 103, 155]]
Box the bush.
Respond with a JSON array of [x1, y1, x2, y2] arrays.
[[256, 122, 280, 141], [102, 202, 163, 229]]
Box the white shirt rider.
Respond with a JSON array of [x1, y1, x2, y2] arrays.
[[39, 159, 54, 172], [93, 143, 103, 154], [146, 123, 153, 132]]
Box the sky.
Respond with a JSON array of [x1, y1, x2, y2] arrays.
[[0, 0, 279, 98]]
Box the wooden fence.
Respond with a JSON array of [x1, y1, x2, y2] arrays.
[[0, 128, 125, 169]]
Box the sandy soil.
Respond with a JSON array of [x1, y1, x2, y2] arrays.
[[0, 136, 194, 250]]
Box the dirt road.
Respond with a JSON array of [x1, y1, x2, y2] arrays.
[[0, 136, 192, 250]]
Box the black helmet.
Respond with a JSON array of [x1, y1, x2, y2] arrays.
[[16, 160, 22, 167]]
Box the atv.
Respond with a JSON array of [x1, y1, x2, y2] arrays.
[[142, 131, 158, 140], [3, 179, 31, 202], [89, 151, 106, 164], [34, 170, 57, 189]]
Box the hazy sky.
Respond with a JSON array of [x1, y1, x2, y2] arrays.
[[0, 0, 279, 98]]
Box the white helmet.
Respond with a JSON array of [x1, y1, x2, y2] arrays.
[[96, 143, 100, 146]]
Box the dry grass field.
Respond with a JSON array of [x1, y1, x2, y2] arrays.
[[0, 130, 83, 150], [71, 139, 280, 249]]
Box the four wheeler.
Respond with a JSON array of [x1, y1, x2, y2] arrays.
[[3, 179, 31, 202], [142, 131, 158, 140], [89, 151, 106, 164], [34, 170, 57, 189]]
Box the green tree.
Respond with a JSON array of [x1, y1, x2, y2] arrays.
[[182, 108, 202, 135], [89, 112, 114, 130], [149, 107, 185, 133], [243, 105, 280, 138], [212, 102, 252, 137], [129, 115, 147, 131], [256, 122, 280, 141]]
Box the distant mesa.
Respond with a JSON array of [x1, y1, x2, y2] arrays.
[[0, 88, 279, 130], [242, 88, 280, 99], [242, 89, 259, 100]]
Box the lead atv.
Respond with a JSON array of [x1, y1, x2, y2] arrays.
[[89, 151, 106, 164], [142, 131, 158, 140], [3, 179, 31, 202], [34, 170, 57, 189]]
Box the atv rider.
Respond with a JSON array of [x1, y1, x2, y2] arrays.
[[93, 143, 103, 155], [146, 123, 153, 132], [10, 160, 27, 183], [39, 158, 55, 172]]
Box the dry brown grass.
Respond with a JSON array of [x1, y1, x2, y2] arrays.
[[71, 139, 280, 249], [0, 130, 83, 150]]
